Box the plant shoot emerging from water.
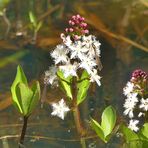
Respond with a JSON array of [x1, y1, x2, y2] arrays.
[[44, 14, 102, 136]]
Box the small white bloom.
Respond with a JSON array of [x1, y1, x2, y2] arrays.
[[90, 69, 101, 86], [51, 99, 70, 120], [128, 119, 139, 132], [138, 112, 145, 117], [123, 93, 138, 118], [44, 66, 57, 85], [59, 62, 78, 78], [82, 35, 101, 59], [123, 82, 134, 96], [79, 56, 97, 74], [69, 41, 88, 60], [139, 98, 148, 111], [51, 44, 69, 64], [61, 34, 72, 47]]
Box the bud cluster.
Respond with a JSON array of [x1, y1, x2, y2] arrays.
[[63, 14, 89, 40]]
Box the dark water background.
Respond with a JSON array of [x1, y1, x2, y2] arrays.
[[0, 0, 148, 147]]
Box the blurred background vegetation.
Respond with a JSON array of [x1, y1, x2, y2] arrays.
[[0, 0, 148, 147]]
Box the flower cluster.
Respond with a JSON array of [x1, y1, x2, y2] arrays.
[[45, 14, 102, 87], [64, 14, 89, 40], [44, 14, 102, 120], [123, 69, 148, 132]]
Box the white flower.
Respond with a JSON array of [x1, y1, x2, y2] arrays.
[[51, 99, 70, 120], [61, 34, 72, 47], [82, 35, 101, 58], [79, 56, 97, 74], [123, 93, 138, 118], [69, 41, 88, 60], [44, 66, 57, 85], [51, 44, 69, 64], [139, 98, 148, 111], [123, 82, 134, 96], [128, 119, 139, 132], [90, 69, 101, 86], [59, 62, 78, 78], [138, 112, 145, 117]]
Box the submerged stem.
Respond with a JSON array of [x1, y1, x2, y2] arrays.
[[19, 116, 29, 148], [2, 9, 11, 37]]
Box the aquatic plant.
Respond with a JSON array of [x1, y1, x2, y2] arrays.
[[11, 65, 40, 147], [44, 14, 102, 136], [118, 69, 148, 147], [0, 0, 11, 37], [90, 106, 116, 143], [29, 11, 43, 43], [123, 69, 148, 132]]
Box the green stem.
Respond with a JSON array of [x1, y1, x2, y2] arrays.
[[19, 116, 29, 148], [2, 9, 11, 37], [80, 138, 86, 148]]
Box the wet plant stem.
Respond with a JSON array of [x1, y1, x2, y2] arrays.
[[2, 10, 11, 37], [80, 138, 86, 148], [72, 77, 85, 136], [19, 116, 29, 148]]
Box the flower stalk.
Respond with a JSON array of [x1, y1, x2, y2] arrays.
[[71, 77, 86, 136]]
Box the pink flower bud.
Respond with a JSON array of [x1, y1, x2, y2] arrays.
[[84, 29, 89, 34], [65, 28, 69, 32], [69, 28, 74, 32], [76, 14, 81, 18], [72, 15, 76, 20], [74, 35, 79, 40], [69, 20, 72, 25], [80, 23, 87, 28], [80, 17, 85, 21]]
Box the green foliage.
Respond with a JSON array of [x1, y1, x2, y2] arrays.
[[77, 70, 90, 105], [121, 123, 148, 148], [121, 124, 139, 142], [140, 123, 148, 139], [0, 51, 29, 68], [0, 0, 10, 14], [90, 106, 116, 143], [11, 65, 40, 116], [29, 11, 42, 33], [57, 70, 72, 99]]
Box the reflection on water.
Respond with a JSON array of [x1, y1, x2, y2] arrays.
[[0, 0, 148, 147]]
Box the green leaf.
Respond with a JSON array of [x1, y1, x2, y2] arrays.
[[11, 65, 28, 114], [77, 79, 90, 105], [29, 11, 37, 27], [124, 140, 144, 148], [16, 83, 33, 116], [0, 0, 10, 10], [121, 124, 139, 142], [101, 106, 116, 138], [0, 51, 29, 68], [27, 81, 40, 115], [57, 70, 72, 99], [36, 21, 42, 32], [77, 70, 90, 105], [11, 65, 40, 116], [90, 118, 106, 142], [90, 106, 116, 143], [140, 123, 148, 139]]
